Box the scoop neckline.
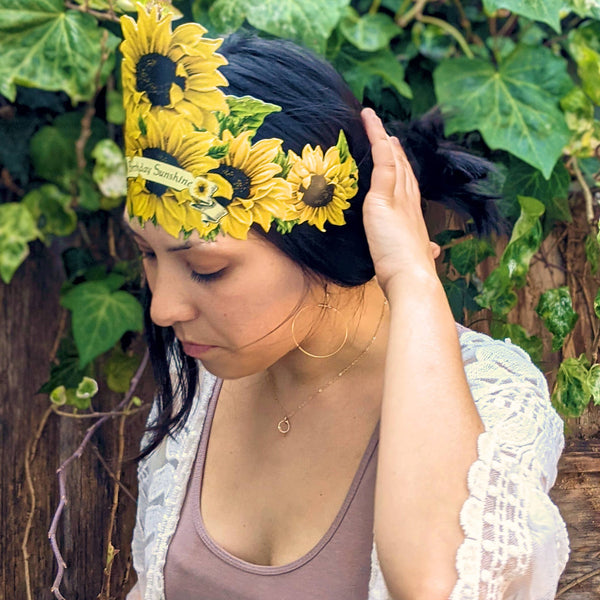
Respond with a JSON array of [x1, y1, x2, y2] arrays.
[[190, 379, 380, 575]]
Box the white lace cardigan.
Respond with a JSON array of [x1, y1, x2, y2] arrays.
[[126, 328, 570, 600]]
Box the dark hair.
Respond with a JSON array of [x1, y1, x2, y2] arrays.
[[138, 34, 502, 459]]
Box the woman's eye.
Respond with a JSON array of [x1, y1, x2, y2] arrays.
[[190, 268, 225, 283], [139, 249, 156, 260]]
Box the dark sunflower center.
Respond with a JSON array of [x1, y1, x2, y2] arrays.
[[301, 175, 334, 207], [142, 148, 181, 197], [211, 165, 251, 206], [136, 53, 186, 107]]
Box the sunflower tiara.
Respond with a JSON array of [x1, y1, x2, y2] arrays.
[[120, 4, 359, 240]]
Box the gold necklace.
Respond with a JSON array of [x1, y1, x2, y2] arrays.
[[268, 298, 387, 435]]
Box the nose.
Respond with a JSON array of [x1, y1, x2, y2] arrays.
[[149, 268, 199, 328]]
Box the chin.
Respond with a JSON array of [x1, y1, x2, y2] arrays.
[[199, 359, 262, 381]]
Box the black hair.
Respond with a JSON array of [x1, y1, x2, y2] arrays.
[[138, 33, 502, 460]]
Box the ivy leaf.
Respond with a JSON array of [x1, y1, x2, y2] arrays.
[[336, 47, 412, 101], [536, 286, 579, 351], [482, 0, 562, 32], [38, 337, 93, 393], [216, 95, 281, 139], [552, 355, 591, 418], [593, 286, 600, 319], [22, 184, 77, 241], [434, 45, 572, 178], [30, 112, 107, 190], [585, 233, 600, 275], [448, 238, 495, 276], [587, 364, 600, 406], [441, 276, 482, 322], [412, 21, 456, 62], [501, 157, 571, 223], [477, 196, 544, 315], [0, 0, 119, 102], [209, 0, 350, 53], [560, 87, 600, 159], [91, 139, 127, 204], [490, 321, 543, 366], [564, 0, 600, 20], [60, 280, 143, 367], [340, 8, 401, 52], [0, 202, 40, 284], [568, 23, 600, 107], [104, 347, 142, 393]]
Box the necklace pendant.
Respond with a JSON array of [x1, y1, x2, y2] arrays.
[[277, 417, 291, 434]]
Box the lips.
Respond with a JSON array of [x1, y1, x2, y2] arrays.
[[180, 341, 218, 358]]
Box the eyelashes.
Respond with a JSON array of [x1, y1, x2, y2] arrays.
[[139, 250, 224, 284], [190, 268, 225, 283]]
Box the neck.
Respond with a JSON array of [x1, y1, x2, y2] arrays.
[[266, 279, 389, 391]]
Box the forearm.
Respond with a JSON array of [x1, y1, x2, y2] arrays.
[[374, 271, 484, 600]]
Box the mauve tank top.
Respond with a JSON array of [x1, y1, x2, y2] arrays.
[[164, 381, 380, 600]]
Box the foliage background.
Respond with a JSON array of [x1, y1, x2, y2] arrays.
[[0, 0, 599, 597]]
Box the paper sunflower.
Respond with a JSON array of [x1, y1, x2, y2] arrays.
[[286, 135, 358, 232], [208, 130, 293, 239], [126, 111, 231, 238], [120, 6, 228, 133]]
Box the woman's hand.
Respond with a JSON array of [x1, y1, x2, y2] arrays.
[[361, 107, 440, 295]]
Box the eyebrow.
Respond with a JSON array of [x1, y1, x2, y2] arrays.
[[127, 228, 204, 253]]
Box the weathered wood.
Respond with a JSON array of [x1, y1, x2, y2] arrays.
[[0, 240, 148, 599], [553, 439, 600, 598]]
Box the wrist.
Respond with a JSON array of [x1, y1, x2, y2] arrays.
[[383, 268, 443, 303]]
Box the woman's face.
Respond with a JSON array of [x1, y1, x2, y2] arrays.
[[127, 217, 314, 379]]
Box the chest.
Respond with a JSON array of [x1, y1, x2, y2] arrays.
[[199, 393, 380, 567]]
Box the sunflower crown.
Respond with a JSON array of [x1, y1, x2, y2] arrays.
[[121, 4, 359, 240]]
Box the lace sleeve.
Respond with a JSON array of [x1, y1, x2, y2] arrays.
[[450, 332, 569, 600]]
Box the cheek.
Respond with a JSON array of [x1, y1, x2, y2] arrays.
[[212, 266, 307, 347]]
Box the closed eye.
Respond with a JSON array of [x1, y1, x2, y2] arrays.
[[190, 268, 225, 283]]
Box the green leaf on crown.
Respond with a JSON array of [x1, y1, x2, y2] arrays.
[[0, 202, 40, 284], [22, 184, 77, 242], [60, 279, 143, 367], [216, 95, 281, 139], [536, 287, 579, 351], [273, 151, 293, 178], [335, 130, 352, 164], [0, 0, 119, 102], [207, 142, 230, 160], [552, 355, 592, 418], [340, 8, 401, 52], [482, 0, 562, 32], [209, 0, 350, 53], [476, 196, 544, 315], [434, 45, 572, 178]]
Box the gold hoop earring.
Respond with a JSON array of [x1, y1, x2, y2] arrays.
[[291, 302, 349, 359]]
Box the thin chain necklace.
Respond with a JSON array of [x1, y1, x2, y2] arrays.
[[268, 298, 388, 435]]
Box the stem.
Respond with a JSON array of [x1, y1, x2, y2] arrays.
[[48, 350, 149, 599], [571, 156, 595, 224], [397, 0, 429, 28], [418, 15, 474, 58], [498, 13, 518, 37], [395, 0, 412, 23], [22, 406, 54, 600], [64, 1, 120, 23], [368, 0, 382, 15], [452, 0, 472, 39]]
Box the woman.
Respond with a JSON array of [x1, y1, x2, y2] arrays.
[[122, 6, 568, 599]]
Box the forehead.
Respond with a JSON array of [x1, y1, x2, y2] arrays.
[[123, 210, 273, 256]]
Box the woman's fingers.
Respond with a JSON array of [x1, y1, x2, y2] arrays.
[[389, 136, 420, 208], [361, 108, 397, 206]]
